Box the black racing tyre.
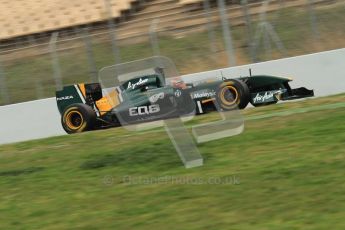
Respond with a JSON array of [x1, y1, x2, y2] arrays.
[[61, 103, 96, 134], [216, 79, 250, 110]]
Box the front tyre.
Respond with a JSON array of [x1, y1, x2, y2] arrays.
[[217, 79, 250, 110], [61, 103, 96, 134]]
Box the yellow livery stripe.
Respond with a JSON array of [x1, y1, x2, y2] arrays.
[[78, 84, 86, 98]]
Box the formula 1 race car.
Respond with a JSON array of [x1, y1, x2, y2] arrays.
[[56, 68, 314, 134]]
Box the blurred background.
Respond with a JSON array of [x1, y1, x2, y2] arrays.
[[0, 0, 344, 105]]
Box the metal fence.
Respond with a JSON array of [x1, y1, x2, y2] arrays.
[[0, 0, 344, 105]]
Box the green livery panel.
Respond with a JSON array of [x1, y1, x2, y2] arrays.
[[56, 85, 83, 114]]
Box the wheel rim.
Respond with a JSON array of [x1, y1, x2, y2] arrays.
[[65, 111, 83, 130], [220, 85, 239, 106]]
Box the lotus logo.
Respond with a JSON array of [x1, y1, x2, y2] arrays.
[[174, 90, 182, 97]]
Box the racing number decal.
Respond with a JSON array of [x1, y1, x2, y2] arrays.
[[129, 104, 160, 116]]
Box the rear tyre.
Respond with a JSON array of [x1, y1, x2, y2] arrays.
[[217, 79, 250, 110], [61, 103, 96, 134]]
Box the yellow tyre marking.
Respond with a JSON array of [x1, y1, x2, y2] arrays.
[[219, 85, 239, 107]]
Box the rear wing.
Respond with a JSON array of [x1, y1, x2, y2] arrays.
[[56, 83, 102, 114]]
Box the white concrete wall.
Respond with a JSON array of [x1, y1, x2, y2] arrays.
[[0, 98, 65, 145], [1, 48, 344, 145], [182, 48, 345, 97]]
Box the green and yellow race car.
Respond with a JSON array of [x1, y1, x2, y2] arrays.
[[56, 68, 313, 134]]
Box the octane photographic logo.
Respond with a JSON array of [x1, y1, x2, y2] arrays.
[[98, 58, 244, 169], [149, 92, 164, 103], [127, 78, 148, 90], [102, 175, 240, 186], [103, 175, 114, 186]]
